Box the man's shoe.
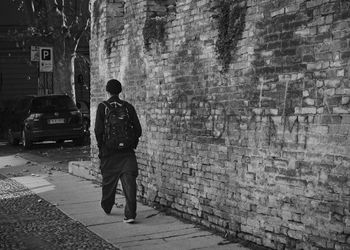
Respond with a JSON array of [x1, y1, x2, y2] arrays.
[[123, 218, 135, 224]]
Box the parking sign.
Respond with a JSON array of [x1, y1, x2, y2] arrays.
[[39, 47, 53, 72]]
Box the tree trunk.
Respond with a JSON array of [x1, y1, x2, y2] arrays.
[[70, 52, 77, 103], [53, 52, 73, 97], [52, 34, 74, 99]]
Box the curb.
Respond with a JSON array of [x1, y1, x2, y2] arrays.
[[68, 161, 96, 180]]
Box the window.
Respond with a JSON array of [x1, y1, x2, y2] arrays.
[[31, 96, 77, 113]]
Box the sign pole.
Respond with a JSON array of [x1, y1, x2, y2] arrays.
[[38, 46, 53, 95], [30, 46, 41, 95]]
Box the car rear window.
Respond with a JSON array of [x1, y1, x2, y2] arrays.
[[31, 96, 78, 112]]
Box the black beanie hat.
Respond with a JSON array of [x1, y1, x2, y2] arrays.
[[106, 79, 122, 95]]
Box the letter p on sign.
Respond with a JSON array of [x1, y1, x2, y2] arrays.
[[39, 47, 53, 72], [41, 49, 51, 60]]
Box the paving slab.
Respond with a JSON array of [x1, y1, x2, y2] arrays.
[[12, 175, 55, 194]]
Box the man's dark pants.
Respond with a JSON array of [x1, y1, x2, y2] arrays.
[[101, 170, 137, 219]]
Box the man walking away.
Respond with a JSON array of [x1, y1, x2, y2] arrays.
[[94, 79, 142, 223]]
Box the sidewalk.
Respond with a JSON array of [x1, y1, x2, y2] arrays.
[[1, 154, 253, 250]]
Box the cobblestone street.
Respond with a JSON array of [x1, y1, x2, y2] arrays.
[[0, 174, 117, 250], [0, 140, 118, 249]]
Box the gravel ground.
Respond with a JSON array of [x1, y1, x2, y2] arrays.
[[0, 174, 118, 250]]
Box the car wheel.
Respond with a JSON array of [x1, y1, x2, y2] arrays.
[[22, 129, 32, 149], [7, 129, 20, 145]]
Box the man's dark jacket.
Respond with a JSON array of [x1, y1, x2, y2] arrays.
[[94, 95, 142, 159]]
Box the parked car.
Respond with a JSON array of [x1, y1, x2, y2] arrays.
[[7, 94, 85, 149]]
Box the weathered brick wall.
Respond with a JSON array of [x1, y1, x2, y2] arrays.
[[89, 0, 350, 248]]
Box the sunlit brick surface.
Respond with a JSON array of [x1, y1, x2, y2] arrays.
[[89, 0, 350, 248]]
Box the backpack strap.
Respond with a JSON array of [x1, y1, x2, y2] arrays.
[[102, 100, 125, 111], [101, 101, 113, 115], [101, 101, 115, 143]]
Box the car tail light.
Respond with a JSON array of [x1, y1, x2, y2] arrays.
[[28, 113, 43, 121], [70, 111, 81, 116], [69, 111, 82, 124]]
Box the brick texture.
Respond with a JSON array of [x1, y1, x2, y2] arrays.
[[89, 0, 350, 248]]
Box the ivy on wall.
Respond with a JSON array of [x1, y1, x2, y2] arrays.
[[215, 0, 247, 72], [143, 15, 167, 51], [92, 0, 103, 36], [104, 38, 113, 56], [142, 0, 176, 51]]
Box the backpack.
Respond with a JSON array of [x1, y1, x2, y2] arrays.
[[102, 101, 135, 150]]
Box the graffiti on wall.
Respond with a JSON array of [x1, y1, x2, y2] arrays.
[[145, 90, 317, 149]]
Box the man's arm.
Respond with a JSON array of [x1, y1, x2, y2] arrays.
[[129, 104, 142, 148], [94, 103, 105, 149]]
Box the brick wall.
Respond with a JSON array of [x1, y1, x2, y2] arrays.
[[89, 0, 350, 248]]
